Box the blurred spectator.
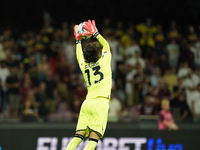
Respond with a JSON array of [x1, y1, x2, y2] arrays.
[[37, 54, 51, 83], [12, 42, 23, 62], [18, 32, 28, 54], [179, 43, 194, 68], [56, 54, 69, 80], [182, 71, 196, 104], [20, 73, 35, 105], [0, 41, 3, 51], [108, 34, 124, 78], [35, 82, 48, 121], [165, 39, 180, 68], [26, 31, 36, 47], [158, 54, 170, 75], [190, 84, 200, 122], [158, 99, 179, 130], [0, 61, 10, 113], [55, 75, 69, 103], [44, 70, 57, 113], [125, 39, 141, 58], [141, 75, 152, 98], [177, 62, 192, 78], [167, 21, 181, 40], [101, 18, 113, 38], [42, 20, 54, 36], [72, 78, 87, 104], [115, 78, 126, 111], [150, 67, 161, 88], [114, 20, 125, 40], [121, 24, 137, 48], [163, 68, 178, 93], [54, 48, 67, 72], [126, 51, 145, 69], [107, 33, 120, 56], [195, 37, 200, 64], [48, 29, 61, 57], [34, 34, 46, 64], [154, 79, 171, 109], [48, 89, 72, 122], [0, 79, 2, 111], [190, 41, 200, 67], [22, 90, 39, 122], [107, 34, 119, 78], [172, 78, 185, 101], [108, 91, 122, 122], [0, 42, 11, 61], [133, 65, 145, 105], [6, 67, 20, 120], [186, 25, 198, 43], [71, 99, 82, 121], [145, 58, 155, 74], [5, 49, 19, 68], [24, 55, 37, 84], [0, 29, 14, 49], [63, 64, 79, 102], [125, 64, 137, 107], [61, 21, 70, 41], [138, 93, 156, 115], [191, 68, 200, 87], [154, 25, 165, 56], [136, 18, 157, 58], [63, 35, 76, 64], [171, 92, 193, 123], [71, 78, 87, 120]]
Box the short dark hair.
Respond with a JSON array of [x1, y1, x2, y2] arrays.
[[83, 43, 101, 63]]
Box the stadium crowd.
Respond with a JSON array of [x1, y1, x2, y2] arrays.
[[0, 17, 200, 124]]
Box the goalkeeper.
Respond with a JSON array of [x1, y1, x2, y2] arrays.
[[66, 20, 112, 150]]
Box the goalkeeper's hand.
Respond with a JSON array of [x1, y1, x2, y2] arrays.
[[74, 25, 82, 41], [83, 20, 99, 38]]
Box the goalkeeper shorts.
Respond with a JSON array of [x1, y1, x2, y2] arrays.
[[76, 97, 109, 138]]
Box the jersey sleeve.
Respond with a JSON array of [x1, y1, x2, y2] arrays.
[[96, 34, 111, 58], [76, 43, 84, 64]]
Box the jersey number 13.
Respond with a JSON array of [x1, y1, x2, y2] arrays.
[[85, 66, 104, 86]]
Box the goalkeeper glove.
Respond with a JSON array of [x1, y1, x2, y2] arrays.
[[74, 25, 82, 43], [83, 20, 99, 38]]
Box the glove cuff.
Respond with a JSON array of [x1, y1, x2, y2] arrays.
[[93, 31, 99, 38], [76, 40, 81, 44]]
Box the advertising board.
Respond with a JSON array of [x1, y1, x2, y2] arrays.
[[0, 129, 200, 150]]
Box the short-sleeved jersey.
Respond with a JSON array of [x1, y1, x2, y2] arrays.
[[158, 110, 173, 130], [76, 34, 112, 100]]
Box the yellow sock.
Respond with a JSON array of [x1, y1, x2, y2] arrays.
[[84, 139, 98, 150], [66, 136, 83, 150]]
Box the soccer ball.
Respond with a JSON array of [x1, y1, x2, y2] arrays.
[[77, 22, 91, 39]]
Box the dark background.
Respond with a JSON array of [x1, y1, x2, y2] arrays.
[[0, 0, 200, 33]]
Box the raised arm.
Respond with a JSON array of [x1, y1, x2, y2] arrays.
[[96, 34, 110, 52], [83, 20, 110, 53], [76, 43, 84, 63], [74, 25, 84, 63]]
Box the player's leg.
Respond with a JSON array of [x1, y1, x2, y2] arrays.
[[84, 131, 100, 150], [66, 100, 89, 150], [83, 97, 109, 150], [66, 131, 86, 150]]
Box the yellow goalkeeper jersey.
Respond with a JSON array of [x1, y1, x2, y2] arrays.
[[76, 34, 112, 100]]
